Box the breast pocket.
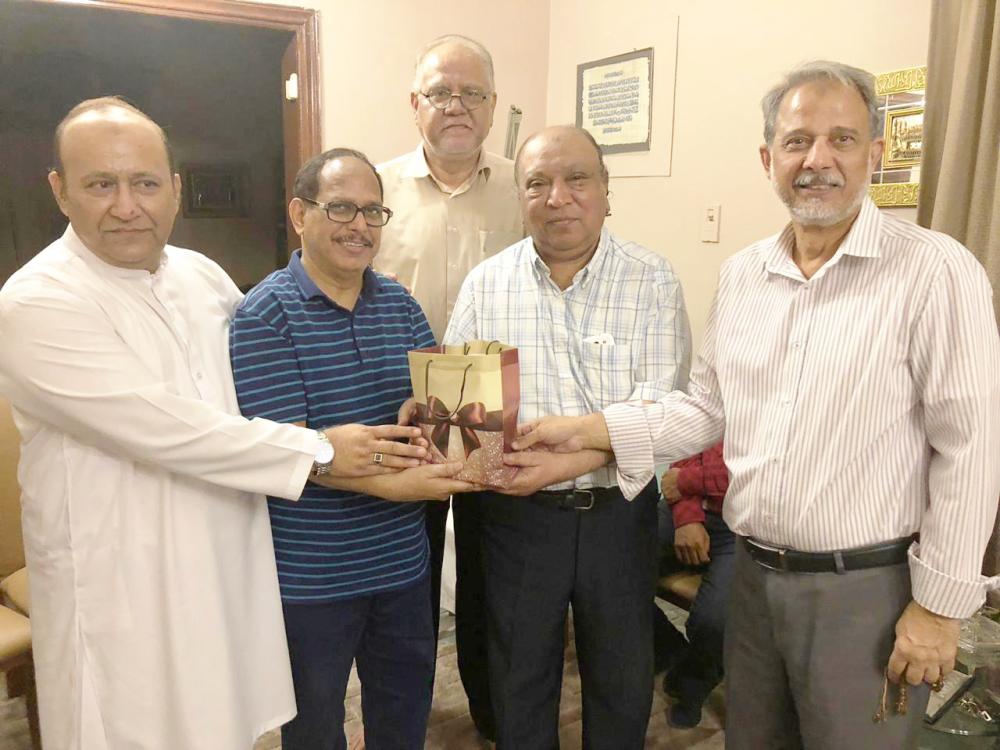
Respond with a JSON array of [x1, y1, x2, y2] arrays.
[[579, 343, 634, 410]]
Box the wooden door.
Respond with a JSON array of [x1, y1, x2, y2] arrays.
[[282, 38, 302, 257]]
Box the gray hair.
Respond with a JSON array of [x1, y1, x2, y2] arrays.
[[761, 61, 879, 144], [412, 34, 495, 92]]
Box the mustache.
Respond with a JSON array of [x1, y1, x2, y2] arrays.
[[794, 171, 845, 188], [339, 234, 374, 247]]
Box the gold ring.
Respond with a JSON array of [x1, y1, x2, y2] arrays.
[[932, 676, 945, 692], [372, 452, 384, 465]]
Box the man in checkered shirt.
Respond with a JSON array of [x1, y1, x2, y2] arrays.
[[444, 125, 691, 749]]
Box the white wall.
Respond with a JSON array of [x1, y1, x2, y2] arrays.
[[260, 0, 550, 164], [547, 0, 932, 346]]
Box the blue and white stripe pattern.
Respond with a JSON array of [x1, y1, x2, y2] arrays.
[[230, 251, 436, 602]]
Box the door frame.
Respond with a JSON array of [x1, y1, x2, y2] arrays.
[[31, 0, 322, 190]]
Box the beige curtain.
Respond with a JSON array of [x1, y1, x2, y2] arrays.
[[917, 0, 1000, 588]]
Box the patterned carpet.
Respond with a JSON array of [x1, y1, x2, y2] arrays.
[[254, 605, 726, 750], [1, 605, 727, 750]]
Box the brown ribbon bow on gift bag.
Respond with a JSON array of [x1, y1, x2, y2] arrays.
[[414, 361, 504, 459]]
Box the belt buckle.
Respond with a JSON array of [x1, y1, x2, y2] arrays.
[[573, 489, 595, 511], [749, 538, 788, 571]]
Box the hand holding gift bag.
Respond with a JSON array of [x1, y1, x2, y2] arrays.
[[407, 341, 520, 488]]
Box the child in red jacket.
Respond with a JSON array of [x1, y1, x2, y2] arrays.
[[654, 441, 734, 728]]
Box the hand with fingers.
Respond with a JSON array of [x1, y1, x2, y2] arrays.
[[512, 413, 611, 454], [373, 462, 485, 502], [378, 270, 412, 295], [674, 522, 711, 566], [323, 423, 427, 477], [498, 448, 612, 496], [396, 396, 430, 456], [661, 468, 682, 504], [397, 396, 419, 427], [886, 600, 959, 690], [497, 450, 565, 496]]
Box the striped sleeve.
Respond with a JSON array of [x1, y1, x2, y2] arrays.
[[906, 247, 1000, 618], [408, 294, 437, 350], [229, 306, 308, 425], [606, 282, 727, 499]]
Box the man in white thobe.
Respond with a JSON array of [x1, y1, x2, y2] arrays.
[[0, 97, 426, 750]]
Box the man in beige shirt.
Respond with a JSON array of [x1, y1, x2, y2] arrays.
[[377, 35, 522, 743]]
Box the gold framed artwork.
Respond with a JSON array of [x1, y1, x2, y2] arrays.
[[869, 66, 926, 208], [884, 106, 924, 169]]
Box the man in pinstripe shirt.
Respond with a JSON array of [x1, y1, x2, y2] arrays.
[[445, 125, 691, 748], [515, 62, 1000, 748]]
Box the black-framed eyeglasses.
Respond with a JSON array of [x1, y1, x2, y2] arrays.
[[420, 87, 491, 111], [298, 198, 393, 227]]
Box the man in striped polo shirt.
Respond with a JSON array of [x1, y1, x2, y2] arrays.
[[230, 148, 481, 750], [515, 61, 1000, 748]]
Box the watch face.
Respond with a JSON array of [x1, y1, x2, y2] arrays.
[[316, 441, 334, 464]]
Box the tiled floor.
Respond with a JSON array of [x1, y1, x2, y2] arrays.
[[1, 603, 726, 749]]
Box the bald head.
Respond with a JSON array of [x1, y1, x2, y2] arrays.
[[412, 35, 495, 92], [515, 125, 609, 187], [53, 97, 174, 177]]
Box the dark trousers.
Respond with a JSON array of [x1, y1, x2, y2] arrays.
[[725, 540, 929, 750], [480, 483, 659, 750], [653, 503, 735, 710], [280, 575, 436, 750], [425, 495, 495, 739]]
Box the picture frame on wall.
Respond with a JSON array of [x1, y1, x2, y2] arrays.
[[868, 66, 926, 208], [181, 163, 249, 218], [576, 47, 654, 155], [884, 106, 924, 169]]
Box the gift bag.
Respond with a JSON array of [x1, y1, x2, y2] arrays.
[[407, 340, 520, 488]]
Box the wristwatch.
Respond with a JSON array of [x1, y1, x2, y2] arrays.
[[311, 430, 335, 476]]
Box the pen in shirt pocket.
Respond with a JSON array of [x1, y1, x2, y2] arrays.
[[582, 333, 616, 346]]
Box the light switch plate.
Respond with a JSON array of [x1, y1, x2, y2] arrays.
[[701, 203, 721, 243]]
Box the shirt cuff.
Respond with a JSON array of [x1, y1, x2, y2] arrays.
[[908, 542, 996, 619], [603, 401, 658, 500], [629, 382, 671, 403], [672, 498, 706, 528], [276, 426, 321, 502]]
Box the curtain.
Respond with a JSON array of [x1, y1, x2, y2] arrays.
[[917, 0, 1000, 590]]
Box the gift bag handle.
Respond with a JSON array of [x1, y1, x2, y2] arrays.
[[461, 340, 503, 355], [424, 359, 474, 418]]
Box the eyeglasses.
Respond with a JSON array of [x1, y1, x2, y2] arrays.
[[420, 87, 491, 111], [298, 198, 392, 227]]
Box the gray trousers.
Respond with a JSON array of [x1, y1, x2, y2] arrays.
[[725, 540, 929, 750]]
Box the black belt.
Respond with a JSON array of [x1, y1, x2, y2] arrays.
[[742, 535, 914, 574], [530, 487, 618, 511]]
